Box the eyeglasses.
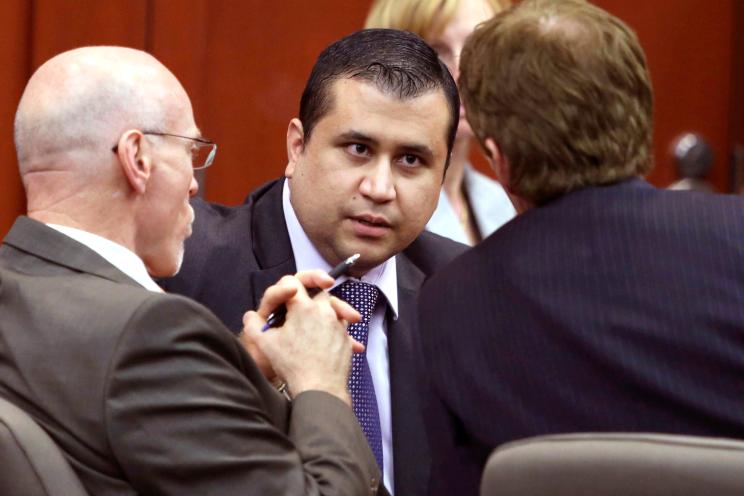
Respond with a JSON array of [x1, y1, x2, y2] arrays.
[[111, 131, 217, 170]]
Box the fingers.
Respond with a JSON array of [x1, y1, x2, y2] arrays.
[[261, 271, 361, 325], [350, 336, 365, 354], [242, 276, 359, 404], [242, 309, 266, 336], [240, 310, 277, 379], [256, 271, 335, 320], [329, 296, 361, 323], [255, 275, 302, 318], [294, 269, 334, 291]]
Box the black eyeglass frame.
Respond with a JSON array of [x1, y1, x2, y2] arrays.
[[111, 131, 217, 170]]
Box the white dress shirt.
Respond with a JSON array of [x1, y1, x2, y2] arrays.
[[282, 181, 398, 493], [47, 224, 163, 293]]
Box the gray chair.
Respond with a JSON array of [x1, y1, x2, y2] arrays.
[[0, 396, 88, 496], [481, 433, 744, 496]]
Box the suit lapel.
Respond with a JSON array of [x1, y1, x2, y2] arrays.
[[246, 180, 432, 493], [3, 216, 142, 289], [246, 179, 297, 308], [388, 254, 430, 495]]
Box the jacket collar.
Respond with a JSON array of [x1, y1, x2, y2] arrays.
[[3, 216, 142, 289]]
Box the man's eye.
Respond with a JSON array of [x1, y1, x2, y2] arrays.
[[401, 154, 421, 167], [348, 143, 369, 156]]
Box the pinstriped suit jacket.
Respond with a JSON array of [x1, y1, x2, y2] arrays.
[[417, 178, 744, 495]]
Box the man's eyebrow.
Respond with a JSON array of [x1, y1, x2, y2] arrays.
[[338, 130, 377, 145], [399, 143, 435, 160], [338, 130, 435, 159]]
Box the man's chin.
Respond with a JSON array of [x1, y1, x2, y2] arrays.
[[338, 243, 394, 276], [172, 244, 186, 275], [145, 244, 186, 279]]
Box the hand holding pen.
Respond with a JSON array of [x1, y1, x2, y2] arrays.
[[261, 253, 361, 331], [240, 262, 364, 403]]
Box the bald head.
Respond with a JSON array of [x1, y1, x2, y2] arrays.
[[14, 46, 189, 174], [14, 47, 200, 277]]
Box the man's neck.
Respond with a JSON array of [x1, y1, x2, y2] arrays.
[[509, 193, 534, 214], [280, 179, 399, 316]]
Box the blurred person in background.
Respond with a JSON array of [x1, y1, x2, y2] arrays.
[[366, 0, 516, 245]]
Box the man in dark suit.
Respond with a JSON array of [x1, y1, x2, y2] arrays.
[[0, 46, 384, 495], [417, 0, 744, 493], [163, 30, 467, 495]]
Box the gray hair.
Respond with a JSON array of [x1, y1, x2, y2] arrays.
[[14, 47, 177, 169]]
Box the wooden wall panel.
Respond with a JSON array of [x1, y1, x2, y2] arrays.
[[593, 0, 733, 190], [730, 1, 744, 193], [0, 0, 148, 235], [1, 0, 741, 237], [31, 0, 147, 66], [180, 0, 371, 204], [0, 1, 30, 236], [148, 0, 210, 127], [148, 0, 212, 191], [470, 0, 736, 192]]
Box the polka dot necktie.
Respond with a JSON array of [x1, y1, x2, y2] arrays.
[[332, 280, 384, 470]]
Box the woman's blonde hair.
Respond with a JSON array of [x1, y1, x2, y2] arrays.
[[365, 0, 508, 40]]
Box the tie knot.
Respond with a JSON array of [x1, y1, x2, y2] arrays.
[[332, 280, 380, 324]]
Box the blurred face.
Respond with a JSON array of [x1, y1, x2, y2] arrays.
[[428, 0, 495, 141], [285, 78, 450, 275], [137, 99, 199, 277]]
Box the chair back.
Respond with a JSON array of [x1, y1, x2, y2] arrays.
[[0, 396, 88, 496], [481, 433, 744, 496]]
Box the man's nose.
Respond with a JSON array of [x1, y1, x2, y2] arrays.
[[359, 159, 396, 203], [189, 176, 199, 197]]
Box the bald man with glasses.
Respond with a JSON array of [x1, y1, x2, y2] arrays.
[[0, 46, 383, 496]]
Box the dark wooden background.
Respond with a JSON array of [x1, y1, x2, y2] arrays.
[[1, 0, 741, 235]]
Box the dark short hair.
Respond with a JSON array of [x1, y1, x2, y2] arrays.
[[299, 28, 460, 169], [460, 0, 654, 205]]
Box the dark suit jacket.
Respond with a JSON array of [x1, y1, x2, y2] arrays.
[[163, 178, 467, 495], [417, 178, 744, 494], [0, 216, 381, 496]]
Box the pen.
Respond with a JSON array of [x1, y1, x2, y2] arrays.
[[261, 253, 361, 332]]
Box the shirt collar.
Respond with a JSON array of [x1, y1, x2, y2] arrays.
[[46, 223, 164, 293], [282, 180, 398, 318]]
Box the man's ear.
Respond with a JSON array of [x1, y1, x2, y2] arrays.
[[484, 137, 510, 187], [484, 137, 532, 214], [115, 130, 152, 194], [285, 118, 305, 178]]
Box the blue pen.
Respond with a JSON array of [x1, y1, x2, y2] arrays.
[[261, 253, 360, 332]]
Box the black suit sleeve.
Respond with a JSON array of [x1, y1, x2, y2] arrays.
[[104, 295, 381, 495]]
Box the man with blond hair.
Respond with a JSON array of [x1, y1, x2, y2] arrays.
[[0, 46, 384, 495], [418, 0, 744, 493]]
